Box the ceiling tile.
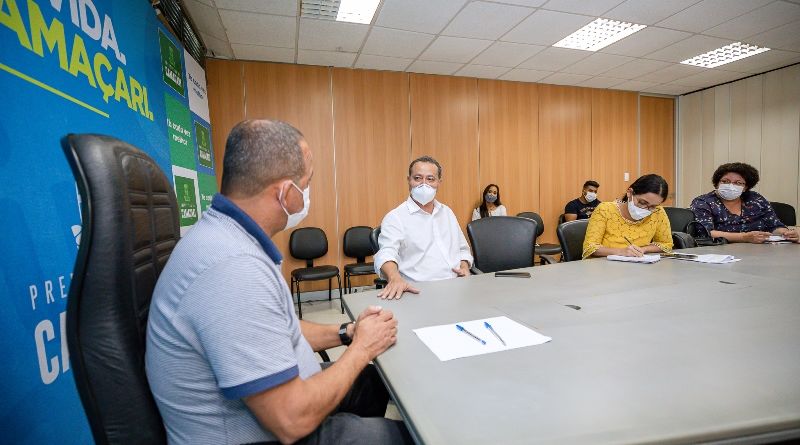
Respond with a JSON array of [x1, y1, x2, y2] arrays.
[[355, 54, 414, 71], [602, 59, 671, 79], [502, 9, 594, 46], [419, 36, 493, 63], [184, 0, 227, 40], [605, 0, 699, 25], [494, 0, 548, 6], [214, 0, 297, 16], [361, 27, 436, 59], [471, 42, 546, 67], [297, 50, 357, 68], [655, 0, 771, 33], [517, 47, 590, 71], [220, 10, 296, 47], [232, 44, 294, 63], [600, 27, 691, 57], [636, 63, 705, 83], [442, 1, 534, 40], [718, 49, 800, 73], [407, 60, 465, 75], [376, 0, 469, 34], [298, 18, 369, 52], [610, 79, 660, 91], [643, 84, 691, 95], [500, 68, 554, 82], [455, 64, 512, 79], [645, 34, 733, 62], [747, 21, 800, 52], [579, 76, 627, 88], [704, 1, 800, 40], [540, 72, 593, 85], [202, 32, 233, 58], [671, 69, 746, 87], [562, 53, 635, 75], [541, 0, 625, 16]]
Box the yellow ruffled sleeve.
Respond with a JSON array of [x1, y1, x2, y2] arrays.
[[650, 207, 673, 253], [582, 202, 613, 259]]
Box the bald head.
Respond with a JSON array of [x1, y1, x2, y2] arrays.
[[221, 120, 306, 197]]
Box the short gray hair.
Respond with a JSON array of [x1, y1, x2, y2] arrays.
[[408, 155, 442, 178], [221, 120, 305, 196]]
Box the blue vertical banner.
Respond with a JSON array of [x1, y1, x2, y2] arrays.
[[0, 0, 217, 441]]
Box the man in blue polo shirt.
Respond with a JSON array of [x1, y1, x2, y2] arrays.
[[146, 120, 410, 444]]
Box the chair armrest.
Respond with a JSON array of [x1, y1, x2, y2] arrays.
[[470, 266, 483, 275], [538, 254, 558, 265], [318, 350, 331, 362]]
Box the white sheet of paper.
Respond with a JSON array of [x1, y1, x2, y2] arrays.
[[694, 254, 740, 264], [606, 254, 661, 263], [413, 316, 551, 361]]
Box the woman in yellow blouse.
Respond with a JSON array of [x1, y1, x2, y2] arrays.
[[583, 174, 673, 259]]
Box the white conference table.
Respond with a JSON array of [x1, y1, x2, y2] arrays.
[[343, 243, 800, 444]]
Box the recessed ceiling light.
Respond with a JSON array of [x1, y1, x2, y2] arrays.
[[680, 42, 770, 68], [300, 0, 380, 25], [553, 18, 646, 52]]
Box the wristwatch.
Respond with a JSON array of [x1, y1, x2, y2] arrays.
[[339, 322, 354, 346]]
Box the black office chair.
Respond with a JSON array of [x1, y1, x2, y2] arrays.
[[62, 134, 170, 444], [370, 226, 388, 289], [557, 219, 589, 262], [467, 216, 536, 273], [342, 226, 377, 294], [517, 212, 560, 264], [289, 227, 343, 318], [558, 213, 566, 225], [663, 207, 695, 233], [770, 202, 797, 226]]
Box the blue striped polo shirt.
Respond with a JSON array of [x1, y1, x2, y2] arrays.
[[145, 194, 321, 444]]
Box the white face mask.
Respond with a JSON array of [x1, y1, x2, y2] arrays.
[[585, 191, 597, 202], [411, 183, 437, 206], [627, 196, 652, 221], [280, 181, 310, 230], [717, 183, 744, 201]]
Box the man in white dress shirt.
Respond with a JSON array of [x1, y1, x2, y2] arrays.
[[374, 156, 474, 299]]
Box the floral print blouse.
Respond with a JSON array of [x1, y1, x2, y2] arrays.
[[582, 201, 673, 259], [689, 191, 785, 235]]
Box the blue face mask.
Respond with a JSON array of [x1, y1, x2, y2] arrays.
[[485, 193, 497, 203]]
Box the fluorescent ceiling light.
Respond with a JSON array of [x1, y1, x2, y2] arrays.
[[680, 42, 770, 68], [300, 0, 380, 25], [553, 18, 646, 52]]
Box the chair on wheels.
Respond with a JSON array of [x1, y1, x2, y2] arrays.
[[289, 227, 343, 318], [62, 134, 171, 444], [770, 202, 797, 226], [342, 226, 377, 294], [557, 219, 590, 262], [370, 226, 388, 289], [467, 216, 537, 273], [517, 212, 560, 264]]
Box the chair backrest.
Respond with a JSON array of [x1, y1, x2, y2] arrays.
[[516, 211, 545, 237], [343, 225, 375, 263], [663, 207, 695, 233], [557, 219, 589, 262], [370, 226, 381, 253], [289, 227, 329, 267], [770, 201, 797, 227], [672, 231, 698, 249], [558, 213, 566, 225], [467, 216, 537, 273], [62, 134, 174, 444]]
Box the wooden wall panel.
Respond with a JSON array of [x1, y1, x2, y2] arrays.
[[410, 74, 479, 228], [701, 89, 717, 191], [591, 90, 637, 206], [640, 96, 675, 205], [206, 60, 244, 188], [713, 84, 731, 168], [332, 69, 411, 286], [679, 93, 703, 206], [477, 79, 539, 219], [729, 76, 763, 167], [538, 85, 592, 243], [761, 65, 800, 207], [242, 62, 338, 290]]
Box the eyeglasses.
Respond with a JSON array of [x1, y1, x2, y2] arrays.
[[719, 179, 746, 187]]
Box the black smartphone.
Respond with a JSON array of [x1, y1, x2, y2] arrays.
[[494, 271, 531, 278]]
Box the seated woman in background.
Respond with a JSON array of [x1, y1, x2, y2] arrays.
[[471, 183, 507, 221], [583, 174, 673, 259], [689, 162, 798, 243]]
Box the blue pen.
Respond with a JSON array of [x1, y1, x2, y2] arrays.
[[456, 324, 486, 345], [484, 321, 506, 346]]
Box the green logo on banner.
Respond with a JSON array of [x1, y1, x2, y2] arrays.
[[195, 121, 213, 169], [198, 173, 218, 212], [165, 94, 194, 169], [159, 29, 184, 96], [175, 175, 199, 226]]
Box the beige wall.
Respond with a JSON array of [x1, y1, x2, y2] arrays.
[[677, 64, 800, 211]]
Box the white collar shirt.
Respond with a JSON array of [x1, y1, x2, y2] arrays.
[[374, 197, 473, 282]]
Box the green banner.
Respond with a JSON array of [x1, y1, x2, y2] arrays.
[[195, 120, 213, 169], [159, 29, 185, 96], [198, 173, 218, 212], [165, 94, 194, 169], [175, 175, 199, 227]]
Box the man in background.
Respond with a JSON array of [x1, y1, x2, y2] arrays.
[[564, 180, 601, 221]]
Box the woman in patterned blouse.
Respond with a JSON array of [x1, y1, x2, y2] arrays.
[[689, 162, 798, 243], [583, 174, 673, 259]]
